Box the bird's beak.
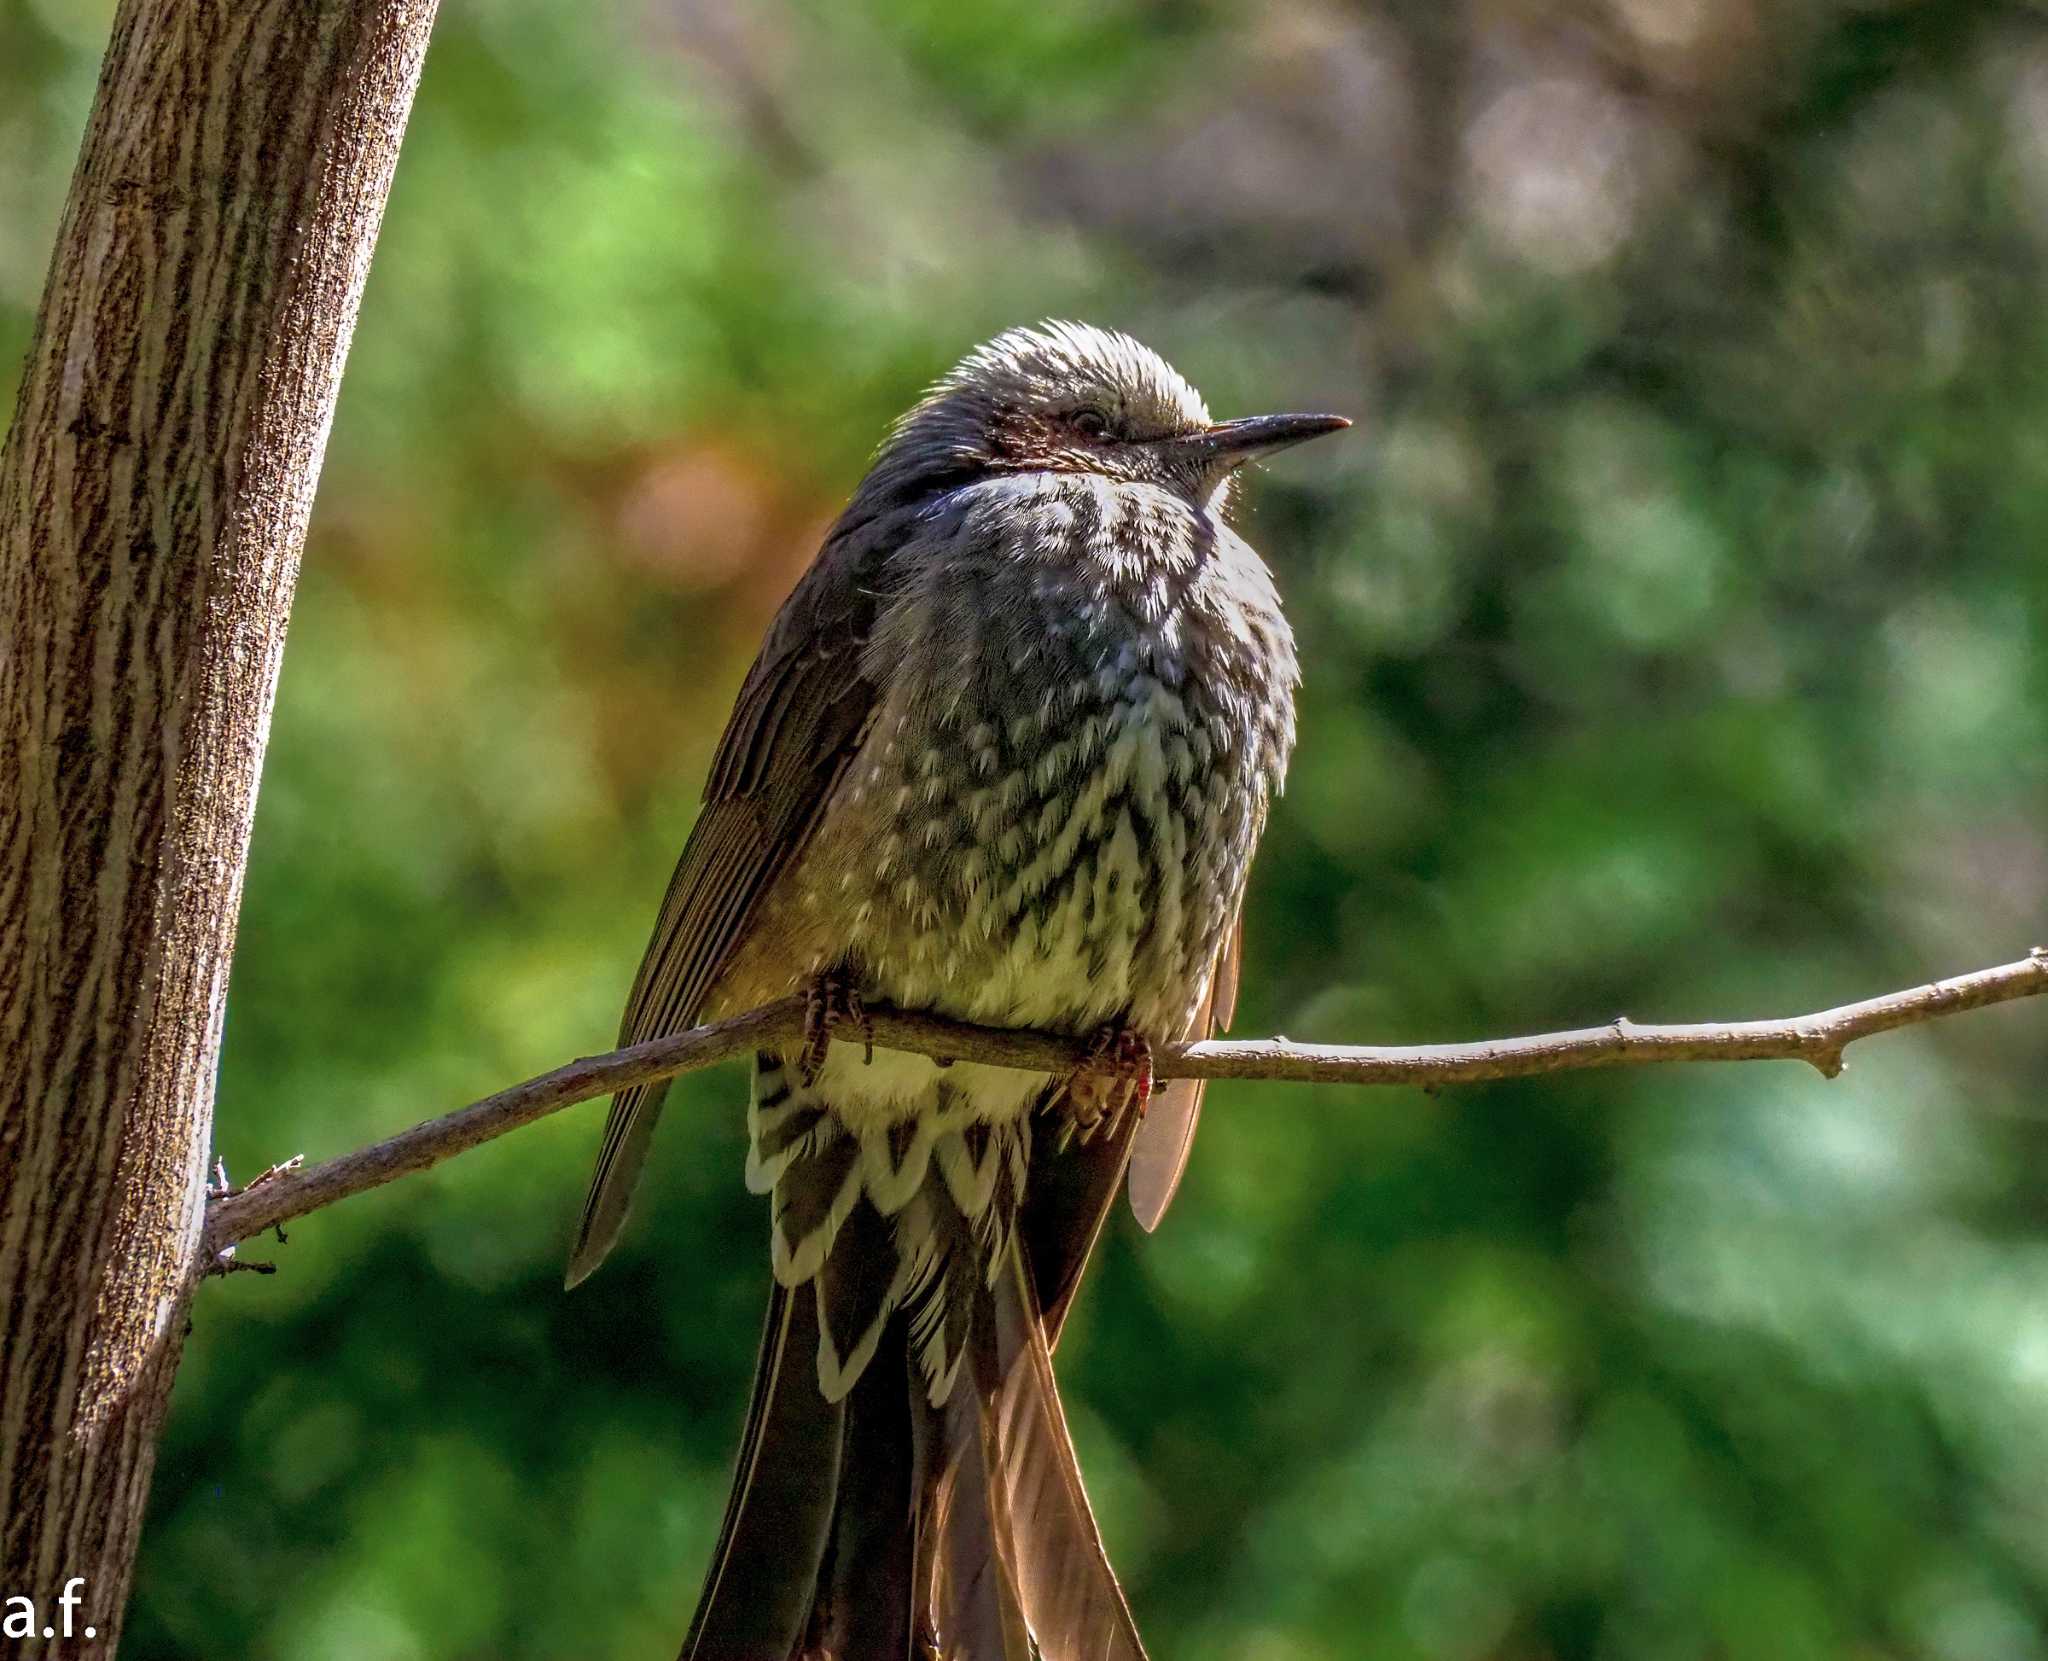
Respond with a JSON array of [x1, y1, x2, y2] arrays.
[[1177, 412, 1352, 468]]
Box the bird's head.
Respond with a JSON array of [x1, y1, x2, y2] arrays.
[[865, 321, 1348, 511]]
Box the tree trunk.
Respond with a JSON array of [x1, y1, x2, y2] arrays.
[[0, 2, 438, 1651]]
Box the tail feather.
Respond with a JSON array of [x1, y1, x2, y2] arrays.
[[983, 1244, 1147, 1661], [909, 1236, 1144, 1660], [916, 1350, 1034, 1661], [804, 1334, 919, 1660], [682, 1284, 847, 1661], [682, 1060, 1148, 1658]]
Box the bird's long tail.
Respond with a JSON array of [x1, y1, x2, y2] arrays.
[[679, 1053, 1147, 1661]]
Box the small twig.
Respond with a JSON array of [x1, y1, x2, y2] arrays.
[[200, 950, 2048, 1260], [230, 1154, 304, 1198], [201, 1246, 277, 1278]]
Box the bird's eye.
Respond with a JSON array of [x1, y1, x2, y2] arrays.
[[1070, 407, 1112, 440]]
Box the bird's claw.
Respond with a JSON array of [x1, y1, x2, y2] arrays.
[[800, 969, 872, 1085], [1056, 1024, 1153, 1146]]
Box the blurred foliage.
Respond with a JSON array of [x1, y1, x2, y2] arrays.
[[6, 0, 2048, 1656]]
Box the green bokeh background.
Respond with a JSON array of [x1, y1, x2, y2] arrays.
[[7, 1, 2048, 1656]]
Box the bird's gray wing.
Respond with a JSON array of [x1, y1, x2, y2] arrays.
[[566, 523, 887, 1287], [1127, 912, 1241, 1230]]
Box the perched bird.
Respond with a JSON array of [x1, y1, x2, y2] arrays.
[[569, 321, 1345, 1659]]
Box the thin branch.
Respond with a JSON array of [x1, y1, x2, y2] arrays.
[[201, 949, 2048, 1260]]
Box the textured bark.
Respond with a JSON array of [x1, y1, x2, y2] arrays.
[[0, 1, 437, 1651]]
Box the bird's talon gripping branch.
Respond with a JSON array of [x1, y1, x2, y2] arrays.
[[799, 969, 872, 1084], [1057, 1024, 1154, 1143]]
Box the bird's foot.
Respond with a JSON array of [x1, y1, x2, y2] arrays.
[[799, 968, 872, 1085], [1056, 1023, 1153, 1145]]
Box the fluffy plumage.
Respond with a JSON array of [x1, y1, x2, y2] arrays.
[[569, 322, 1338, 1659]]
